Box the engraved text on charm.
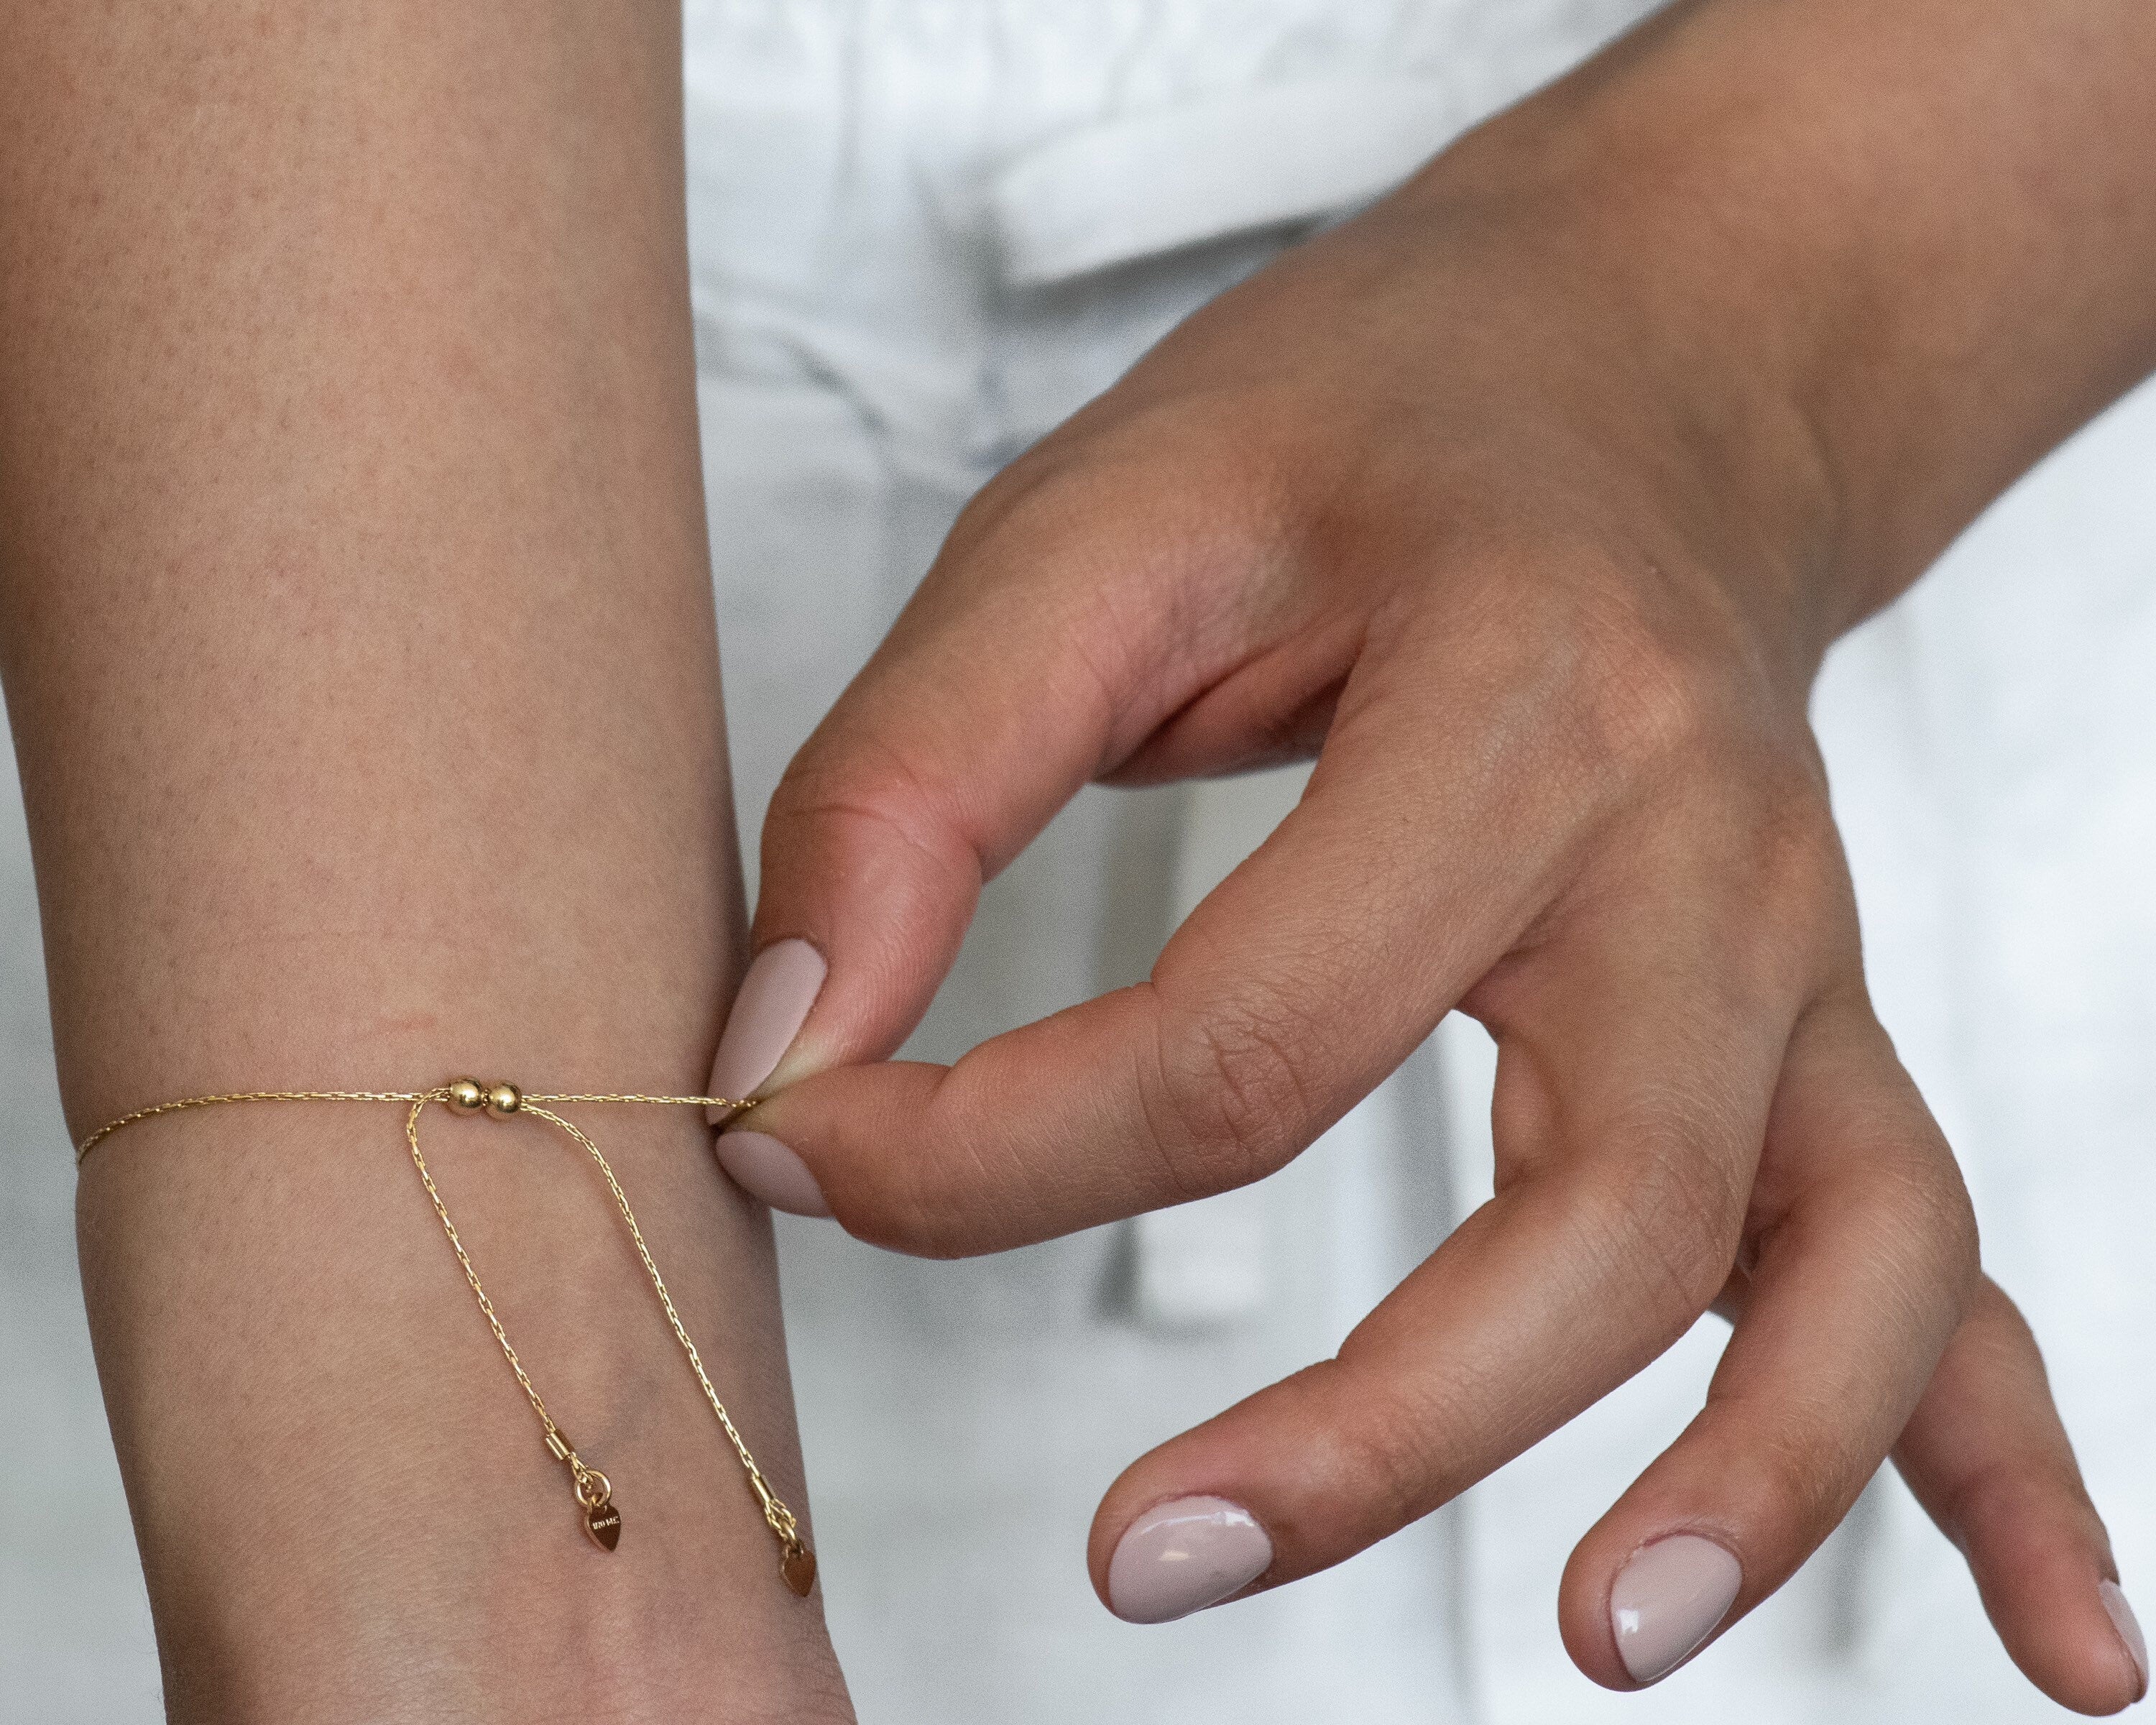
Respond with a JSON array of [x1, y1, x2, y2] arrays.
[[555, 1437, 621, 1555], [585, 1499, 623, 1552]]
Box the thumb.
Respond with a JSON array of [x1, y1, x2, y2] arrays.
[[708, 457, 1273, 1115]]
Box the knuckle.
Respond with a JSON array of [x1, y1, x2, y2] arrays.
[[957, 403, 1283, 570], [1589, 1100, 1751, 1324], [1889, 1146, 1979, 1266], [1143, 990, 1320, 1200], [934, 434, 1290, 746], [1291, 1364, 1457, 1530], [1747, 1415, 1863, 1537], [1709, 792, 1855, 995], [1847, 1149, 1984, 1321], [1784, 1041, 1981, 1282], [768, 737, 976, 875], [1310, 1410, 1439, 1530], [945, 455, 1109, 566], [770, 727, 922, 825], [1511, 556, 1814, 832], [1743, 781, 1846, 906], [1581, 633, 1723, 778], [1933, 1449, 2081, 1552], [1554, 571, 1737, 779]]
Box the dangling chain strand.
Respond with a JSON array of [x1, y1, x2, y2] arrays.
[[75, 1080, 816, 1597]]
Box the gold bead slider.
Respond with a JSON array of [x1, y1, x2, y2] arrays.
[[447, 1077, 487, 1113]]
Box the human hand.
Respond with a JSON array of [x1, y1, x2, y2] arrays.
[[712, 6, 2152, 1709]]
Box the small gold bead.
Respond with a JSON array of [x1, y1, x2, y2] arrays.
[[484, 1081, 522, 1119], [447, 1077, 487, 1113]]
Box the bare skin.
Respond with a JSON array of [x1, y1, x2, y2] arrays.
[[4, 0, 2151, 1716], [0, 3, 849, 1720], [720, 0, 2156, 1711]]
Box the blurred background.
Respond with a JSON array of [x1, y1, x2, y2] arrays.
[[6, 3, 2155, 1719]]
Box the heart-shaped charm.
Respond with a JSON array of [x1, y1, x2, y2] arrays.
[[781, 1546, 817, 1597], [584, 1500, 622, 1552]]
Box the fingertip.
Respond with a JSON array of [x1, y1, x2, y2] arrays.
[[727, 1058, 987, 1253], [1563, 1528, 1744, 1690], [1610, 1533, 1743, 1685], [1100, 1496, 1274, 1625], [1894, 1275, 2144, 1714], [711, 1127, 832, 1218], [2026, 1565, 2152, 1716], [708, 938, 827, 1112], [2100, 1581, 2150, 1708], [1937, 1475, 2145, 1713], [2030, 1573, 2152, 1716]]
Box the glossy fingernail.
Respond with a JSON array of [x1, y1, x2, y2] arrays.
[[1107, 1496, 1273, 1624], [711, 1129, 831, 1218], [709, 939, 826, 1116], [1610, 1535, 1743, 1684], [2101, 1581, 2150, 1701]]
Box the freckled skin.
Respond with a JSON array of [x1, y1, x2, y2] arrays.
[[0, 4, 844, 1719], [4, 0, 2155, 1717]]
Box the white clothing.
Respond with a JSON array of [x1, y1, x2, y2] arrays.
[[4, 4, 2150, 1720]]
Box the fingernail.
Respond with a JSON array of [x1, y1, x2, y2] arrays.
[[711, 1129, 831, 1218], [2101, 1581, 2150, 1701], [709, 939, 827, 1115], [1610, 1534, 1743, 1685], [1107, 1496, 1273, 1625]]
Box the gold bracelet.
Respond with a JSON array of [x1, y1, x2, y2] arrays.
[[76, 1079, 818, 1597]]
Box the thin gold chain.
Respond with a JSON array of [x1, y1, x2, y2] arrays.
[[75, 1081, 811, 1591], [520, 1103, 803, 1553], [528, 1092, 755, 1108], [397, 1093, 573, 1458], [75, 1090, 433, 1164]]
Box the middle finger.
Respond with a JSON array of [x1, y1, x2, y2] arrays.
[[1087, 880, 1801, 1622]]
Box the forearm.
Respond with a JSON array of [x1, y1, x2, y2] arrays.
[[0, 3, 841, 1718], [0, 0, 733, 1090], [1416, 0, 2156, 641]]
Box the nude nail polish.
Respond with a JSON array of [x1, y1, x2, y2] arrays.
[[709, 939, 826, 1111], [711, 1129, 831, 1218], [1609, 1535, 1743, 1684], [1106, 1496, 1273, 1625], [2101, 1581, 2150, 1701]]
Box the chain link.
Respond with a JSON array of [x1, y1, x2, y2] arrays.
[[528, 1092, 760, 1112], [397, 1092, 569, 1448], [75, 1082, 806, 1583], [521, 1103, 804, 1555], [75, 1089, 432, 1164]]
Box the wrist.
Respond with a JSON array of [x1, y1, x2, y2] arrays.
[[1383, 134, 1851, 702], [1413, 0, 2156, 653], [82, 1095, 848, 1725]]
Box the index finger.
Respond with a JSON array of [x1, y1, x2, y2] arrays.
[[728, 597, 1661, 1251]]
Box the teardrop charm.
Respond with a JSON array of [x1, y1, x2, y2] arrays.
[[781, 1545, 817, 1597], [584, 1499, 622, 1551]]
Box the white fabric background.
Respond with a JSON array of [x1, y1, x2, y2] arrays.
[[3, 2, 2151, 1719]]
